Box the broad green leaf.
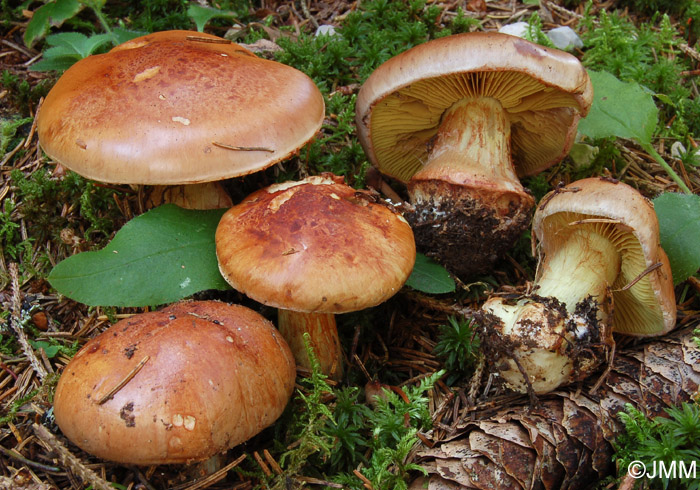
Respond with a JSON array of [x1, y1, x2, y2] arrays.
[[405, 253, 456, 294], [187, 4, 239, 32], [48, 205, 230, 307], [578, 70, 658, 145], [578, 70, 691, 194], [653, 192, 700, 284], [24, 0, 82, 47]]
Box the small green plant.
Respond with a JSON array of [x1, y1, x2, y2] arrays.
[[432, 316, 480, 384], [274, 335, 336, 485], [269, 335, 442, 489], [0, 389, 39, 425], [1, 117, 32, 157], [581, 8, 700, 138], [1, 70, 51, 113], [26, 0, 149, 72], [523, 12, 556, 48], [11, 168, 119, 243], [615, 402, 700, 489]]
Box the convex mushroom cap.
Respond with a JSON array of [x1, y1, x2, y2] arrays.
[[356, 31, 593, 278], [479, 178, 676, 394], [53, 300, 296, 464], [216, 173, 416, 377], [37, 30, 324, 207]]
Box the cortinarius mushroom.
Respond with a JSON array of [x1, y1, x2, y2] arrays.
[[215, 173, 416, 379], [355, 32, 593, 278], [37, 30, 325, 209], [478, 178, 676, 394], [53, 300, 296, 464]]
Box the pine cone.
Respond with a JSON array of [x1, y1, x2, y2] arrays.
[[411, 326, 700, 489]]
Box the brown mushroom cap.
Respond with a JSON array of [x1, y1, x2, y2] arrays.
[[53, 300, 296, 464], [215, 174, 416, 313], [37, 30, 325, 185], [355, 31, 593, 183], [533, 177, 676, 336]]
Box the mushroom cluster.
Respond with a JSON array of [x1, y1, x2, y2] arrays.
[[477, 178, 676, 394], [53, 301, 296, 464], [216, 173, 416, 379], [356, 32, 593, 279], [37, 30, 325, 209], [46, 30, 326, 465]]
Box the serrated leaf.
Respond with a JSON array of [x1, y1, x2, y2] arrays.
[[30, 32, 116, 72], [405, 253, 456, 294], [653, 193, 700, 284], [30, 55, 80, 72], [48, 205, 230, 307], [578, 70, 658, 146], [78, 32, 116, 57], [187, 4, 239, 32], [24, 0, 82, 47], [112, 27, 148, 45]]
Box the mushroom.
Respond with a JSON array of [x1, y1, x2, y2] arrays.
[[37, 30, 325, 209], [355, 32, 593, 278], [477, 178, 676, 394], [53, 300, 296, 464], [215, 173, 416, 379]]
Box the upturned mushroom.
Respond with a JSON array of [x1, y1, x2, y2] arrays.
[[37, 30, 325, 209], [215, 173, 416, 379], [355, 32, 593, 278], [478, 178, 676, 394], [53, 300, 296, 464]]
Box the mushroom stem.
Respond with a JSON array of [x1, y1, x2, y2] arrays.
[[480, 226, 621, 394], [277, 309, 343, 380], [535, 227, 621, 307], [412, 97, 522, 196], [406, 96, 534, 278], [146, 182, 233, 210]]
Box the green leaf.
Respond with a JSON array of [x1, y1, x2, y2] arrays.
[[405, 253, 455, 294], [30, 32, 116, 72], [30, 55, 81, 72], [578, 70, 691, 194], [24, 0, 82, 47], [653, 192, 700, 284], [187, 4, 239, 32], [578, 70, 658, 145], [1, 117, 32, 156], [658, 193, 700, 282], [28, 340, 61, 359], [111, 27, 148, 45], [48, 205, 230, 307]]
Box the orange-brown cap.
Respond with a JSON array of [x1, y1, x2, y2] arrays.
[[37, 30, 325, 185], [534, 178, 676, 336], [216, 174, 416, 313], [53, 300, 296, 464], [355, 31, 593, 182]]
